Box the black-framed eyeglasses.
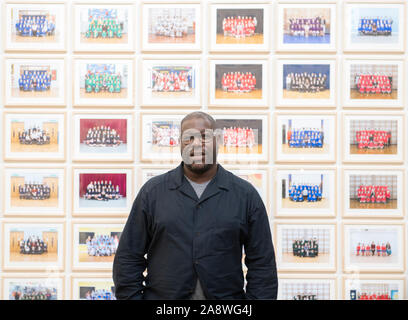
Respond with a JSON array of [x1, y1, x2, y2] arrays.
[[181, 129, 215, 145]]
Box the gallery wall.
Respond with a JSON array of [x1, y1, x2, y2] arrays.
[[0, 0, 407, 300]]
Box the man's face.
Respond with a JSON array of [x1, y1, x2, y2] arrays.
[[180, 117, 219, 174]]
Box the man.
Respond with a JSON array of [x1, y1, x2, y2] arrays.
[[113, 111, 278, 299]]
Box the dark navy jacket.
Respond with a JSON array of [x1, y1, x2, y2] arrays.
[[113, 162, 278, 299]]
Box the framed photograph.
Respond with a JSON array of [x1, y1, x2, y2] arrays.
[[209, 3, 270, 52], [3, 167, 65, 216], [343, 222, 405, 273], [141, 58, 201, 107], [140, 112, 183, 163], [142, 2, 202, 52], [3, 275, 64, 300], [275, 221, 336, 272], [343, 276, 404, 300], [72, 167, 133, 217], [73, 3, 135, 52], [344, 1, 405, 53], [277, 2, 337, 52], [343, 57, 404, 108], [276, 57, 336, 108], [342, 168, 405, 218], [72, 220, 125, 271], [5, 2, 66, 52], [73, 57, 134, 107], [4, 56, 66, 107], [2, 220, 65, 271], [278, 275, 337, 300], [225, 166, 269, 210], [209, 58, 269, 108], [211, 112, 269, 164], [3, 111, 66, 161], [71, 275, 117, 300], [72, 112, 134, 162], [275, 112, 336, 163], [342, 112, 405, 164], [274, 167, 336, 218]]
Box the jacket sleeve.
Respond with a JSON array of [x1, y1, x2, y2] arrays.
[[243, 190, 278, 300], [113, 186, 152, 300]]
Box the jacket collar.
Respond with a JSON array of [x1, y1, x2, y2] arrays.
[[168, 161, 230, 191]]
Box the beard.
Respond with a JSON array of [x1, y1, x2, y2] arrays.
[[183, 161, 213, 174], [182, 144, 218, 174]]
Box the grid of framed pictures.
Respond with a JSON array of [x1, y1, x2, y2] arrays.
[[0, 0, 407, 300]]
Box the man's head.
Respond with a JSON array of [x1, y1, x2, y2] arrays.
[[180, 111, 220, 174]]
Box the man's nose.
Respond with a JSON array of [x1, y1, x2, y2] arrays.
[[191, 136, 203, 147]]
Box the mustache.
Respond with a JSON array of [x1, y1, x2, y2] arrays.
[[185, 145, 207, 156], [182, 144, 216, 165]]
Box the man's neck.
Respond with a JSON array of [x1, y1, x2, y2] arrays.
[[183, 163, 218, 184]]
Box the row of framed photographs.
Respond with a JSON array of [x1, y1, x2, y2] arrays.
[[0, 219, 124, 271], [1, 56, 406, 108], [2, 1, 407, 53], [0, 219, 406, 274], [2, 111, 406, 164], [0, 166, 406, 219], [277, 275, 406, 300], [0, 274, 405, 300]]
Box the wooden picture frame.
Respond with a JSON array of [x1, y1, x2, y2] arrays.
[[274, 166, 337, 218], [71, 274, 116, 300], [72, 111, 134, 163], [3, 166, 66, 217], [72, 56, 135, 108], [342, 167, 405, 219], [276, 1, 337, 53], [71, 219, 126, 272], [2, 219, 65, 271], [208, 57, 269, 108], [73, 1, 135, 53], [274, 220, 337, 272], [3, 111, 66, 162], [4, 1, 67, 52], [72, 166, 134, 217], [342, 275, 405, 300], [342, 112, 405, 164], [276, 56, 337, 108], [342, 221, 405, 273], [141, 1, 202, 52], [278, 274, 337, 300], [4, 55, 67, 107], [209, 2, 270, 53], [140, 56, 202, 107], [342, 56, 404, 108], [2, 274, 65, 300], [274, 111, 337, 163], [343, 0, 406, 53]]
